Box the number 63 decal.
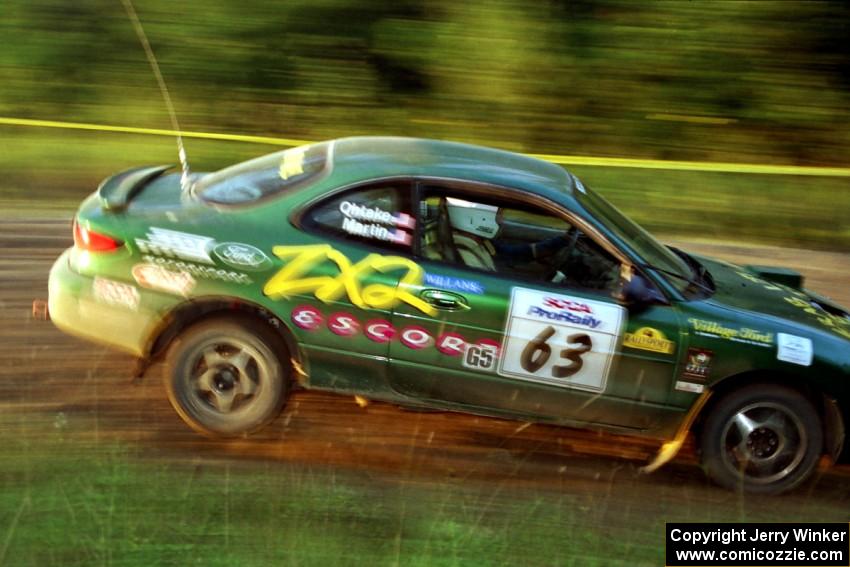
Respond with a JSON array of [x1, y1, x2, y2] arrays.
[[520, 325, 592, 379]]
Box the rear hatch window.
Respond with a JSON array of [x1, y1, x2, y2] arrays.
[[197, 141, 331, 205]]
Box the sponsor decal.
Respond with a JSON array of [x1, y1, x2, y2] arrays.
[[291, 306, 497, 366], [339, 201, 415, 229], [423, 273, 484, 295], [93, 277, 140, 311], [526, 306, 601, 329], [542, 297, 593, 313], [499, 287, 625, 392], [364, 319, 394, 343], [136, 227, 215, 264], [399, 326, 433, 350], [436, 332, 466, 356], [142, 255, 252, 285], [683, 347, 713, 380], [688, 318, 773, 347], [776, 333, 813, 366], [339, 201, 414, 245], [622, 327, 675, 354], [463, 342, 499, 371], [675, 381, 705, 394], [292, 305, 322, 331], [341, 217, 412, 246], [279, 147, 305, 180], [328, 312, 359, 337], [132, 263, 195, 296], [213, 243, 272, 271], [264, 244, 436, 315], [784, 296, 850, 340]]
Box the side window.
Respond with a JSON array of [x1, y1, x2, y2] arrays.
[[418, 188, 622, 293], [302, 183, 415, 252]]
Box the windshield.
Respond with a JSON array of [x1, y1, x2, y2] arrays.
[[574, 177, 697, 295], [197, 141, 331, 204]]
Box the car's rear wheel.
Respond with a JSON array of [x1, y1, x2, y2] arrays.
[[700, 384, 822, 494], [164, 317, 289, 437]]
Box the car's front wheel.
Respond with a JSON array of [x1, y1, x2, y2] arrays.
[[164, 317, 289, 437], [700, 384, 822, 494]]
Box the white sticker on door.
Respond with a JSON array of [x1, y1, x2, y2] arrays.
[[497, 288, 626, 392], [776, 333, 813, 366]]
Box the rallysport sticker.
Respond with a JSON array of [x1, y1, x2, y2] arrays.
[[498, 288, 625, 392], [622, 327, 675, 354]]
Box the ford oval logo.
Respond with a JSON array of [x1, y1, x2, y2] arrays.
[[213, 243, 272, 271]]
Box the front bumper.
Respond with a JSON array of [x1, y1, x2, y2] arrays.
[[48, 248, 160, 357]]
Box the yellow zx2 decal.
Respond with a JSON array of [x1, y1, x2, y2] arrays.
[[263, 244, 436, 315]]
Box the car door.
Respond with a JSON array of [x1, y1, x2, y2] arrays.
[[266, 180, 418, 393], [386, 182, 683, 431]]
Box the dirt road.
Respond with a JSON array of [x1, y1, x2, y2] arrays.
[[1, 216, 848, 562]]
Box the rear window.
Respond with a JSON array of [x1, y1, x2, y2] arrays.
[[197, 142, 331, 205]]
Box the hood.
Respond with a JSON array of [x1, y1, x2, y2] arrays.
[[699, 255, 850, 342]]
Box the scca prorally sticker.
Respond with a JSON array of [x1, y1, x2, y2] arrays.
[[136, 227, 215, 264], [264, 244, 436, 315], [498, 288, 625, 392], [93, 277, 140, 311], [423, 273, 484, 295], [142, 255, 251, 285], [776, 333, 813, 366], [622, 327, 675, 354], [213, 243, 272, 271], [132, 264, 195, 296], [688, 318, 773, 347], [683, 348, 713, 381]]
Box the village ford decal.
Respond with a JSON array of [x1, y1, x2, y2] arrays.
[[263, 244, 436, 315], [213, 243, 272, 271]]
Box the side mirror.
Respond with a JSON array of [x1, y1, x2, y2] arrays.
[[620, 272, 664, 309]]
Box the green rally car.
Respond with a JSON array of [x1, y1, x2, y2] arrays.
[[47, 137, 850, 493]]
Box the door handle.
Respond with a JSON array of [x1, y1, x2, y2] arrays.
[[419, 289, 469, 311]]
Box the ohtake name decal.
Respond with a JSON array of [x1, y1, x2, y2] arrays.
[[263, 244, 436, 315]]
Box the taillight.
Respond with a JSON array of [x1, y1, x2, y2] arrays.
[[73, 219, 122, 252]]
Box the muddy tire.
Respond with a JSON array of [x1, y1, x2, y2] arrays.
[[700, 384, 822, 494], [164, 317, 289, 437]]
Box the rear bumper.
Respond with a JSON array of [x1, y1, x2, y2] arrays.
[[48, 248, 159, 357]]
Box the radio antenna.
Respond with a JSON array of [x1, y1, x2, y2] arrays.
[[120, 0, 191, 192]]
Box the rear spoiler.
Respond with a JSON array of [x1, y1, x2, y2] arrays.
[[97, 164, 173, 212]]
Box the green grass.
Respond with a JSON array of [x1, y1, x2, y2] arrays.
[[1, 410, 847, 567], [0, 415, 652, 567]]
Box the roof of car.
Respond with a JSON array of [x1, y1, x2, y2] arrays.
[[329, 136, 574, 197]]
